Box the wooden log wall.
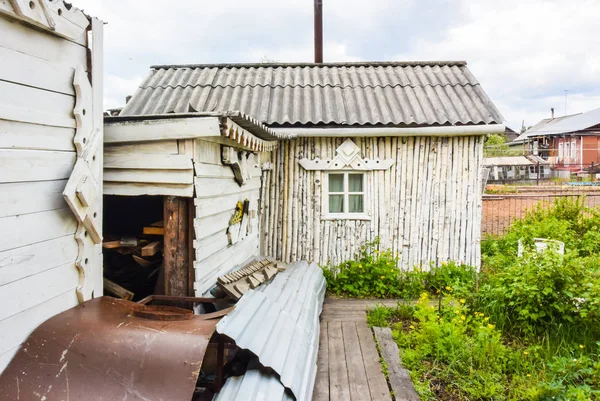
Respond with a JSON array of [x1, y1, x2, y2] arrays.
[[260, 136, 484, 269], [0, 5, 102, 373]]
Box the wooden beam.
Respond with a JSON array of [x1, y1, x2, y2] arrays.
[[104, 116, 221, 144], [143, 226, 165, 236], [163, 196, 190, 297], [141, 241, 162, 257]]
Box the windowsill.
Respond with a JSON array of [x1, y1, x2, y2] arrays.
[[321, 213, 371, 221]]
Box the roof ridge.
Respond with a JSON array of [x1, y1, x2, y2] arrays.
[[149, 61, 468, 70], [140, 82, 482, 91]]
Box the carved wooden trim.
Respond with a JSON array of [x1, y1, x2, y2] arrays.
[[222, 118, 278, 152], [63, 64, 102, 303], [299, 138, 394, 171], [1, 0, 90, 44]]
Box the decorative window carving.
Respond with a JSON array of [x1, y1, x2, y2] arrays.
[[298, 138, 394, 171], [298, 139, 393, 220]]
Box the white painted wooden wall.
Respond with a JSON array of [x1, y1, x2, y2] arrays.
[[104, 140, 195, 197], [261, 136, 484, 269], [193, 140, 262, 295], [0, 4, 103, 373]]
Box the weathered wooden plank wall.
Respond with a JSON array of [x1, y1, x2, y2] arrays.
[[0, 4, 102, 373], [103, 140, 195, 197], [192, 139, 262, 295], [261, 136, 483, 269]]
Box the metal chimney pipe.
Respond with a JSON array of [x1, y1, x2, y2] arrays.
[[314, 0, 323, 63], [551, 107, 555, 119]]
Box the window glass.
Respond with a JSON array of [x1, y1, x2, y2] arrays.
[[328, 174, 344, 192], [329, 195, 344, 213], [348, 174, 363, 192], [349, 194, 364, 213]]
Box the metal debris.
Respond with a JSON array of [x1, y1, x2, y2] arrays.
[[0, 296, 221, 401]]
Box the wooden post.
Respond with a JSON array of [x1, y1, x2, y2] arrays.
[[163, 196, 189, 297]]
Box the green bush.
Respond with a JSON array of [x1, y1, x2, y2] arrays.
[[322, 238, 476, 299], [322, 237, 402, 298], [480, 197, 600, 338]]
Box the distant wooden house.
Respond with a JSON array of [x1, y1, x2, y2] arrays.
[[504, 126, 519, 142], [512, 107, 600, 174], [113, 61, 503, 289]]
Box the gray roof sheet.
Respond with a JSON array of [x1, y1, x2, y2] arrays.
[[213, 370, 294, 401], [511, 109, 600, 143], [215, 260, 325, 401], [120, 61, 504, 127]]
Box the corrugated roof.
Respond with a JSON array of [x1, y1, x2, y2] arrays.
[[513, 112, 588, 143], [120, 62, 504, 127], [215, 261, 325, 401], [213, 370, 294, 401]]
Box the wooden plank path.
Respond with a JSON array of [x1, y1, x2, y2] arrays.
[[313, 299, 401, 401]]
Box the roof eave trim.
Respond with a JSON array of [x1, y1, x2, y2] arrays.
[[275, 124, 506, 138], [104, 115, 279, 151]]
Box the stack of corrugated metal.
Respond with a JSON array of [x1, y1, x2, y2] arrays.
[[213, 260, 325, 401]]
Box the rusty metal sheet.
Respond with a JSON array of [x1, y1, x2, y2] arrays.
[[0, 296, 219, 401]]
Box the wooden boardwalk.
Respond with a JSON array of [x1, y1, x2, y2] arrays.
[[312, 299, 400, 401]]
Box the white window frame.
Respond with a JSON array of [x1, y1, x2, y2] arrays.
[[558, 142, 564, 159], [322, 172, 370, 220], [571, 140, 577, 160]]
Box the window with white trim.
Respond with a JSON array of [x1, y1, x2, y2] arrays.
[[326, 172, 365, 216], [558, 142, 564, 159], [571, 141, 577, 159]]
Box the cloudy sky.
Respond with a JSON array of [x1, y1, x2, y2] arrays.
[[81, 0, 600, 131]]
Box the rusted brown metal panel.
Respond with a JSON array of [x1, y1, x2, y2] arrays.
[[0, 296, 218, 401]]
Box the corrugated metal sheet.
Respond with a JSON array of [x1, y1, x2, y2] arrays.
[[512, 112, 586, 143], [213, 370, 294, 401], [215, 261, 325, 401], [120, 62, 504, 127]]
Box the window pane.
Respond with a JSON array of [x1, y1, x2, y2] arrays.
[[348, 174, 363, 192], [329, 195, 344, 213], [349, 195, 364, 213], [328, 174, 344, 192]]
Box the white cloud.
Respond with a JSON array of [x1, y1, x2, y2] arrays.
[[103, 73, 145, 111], [393, 0, 600, 129]]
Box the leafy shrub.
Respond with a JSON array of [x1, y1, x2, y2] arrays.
[[477, 249, 600, 337], [480, 197, 600, 338], [322, 238, 476, 299], [322, 237, 402, 298]]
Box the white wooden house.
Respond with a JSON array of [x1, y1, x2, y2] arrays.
[[116, 61, 504, 281], [0, 1, 103, 372]]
